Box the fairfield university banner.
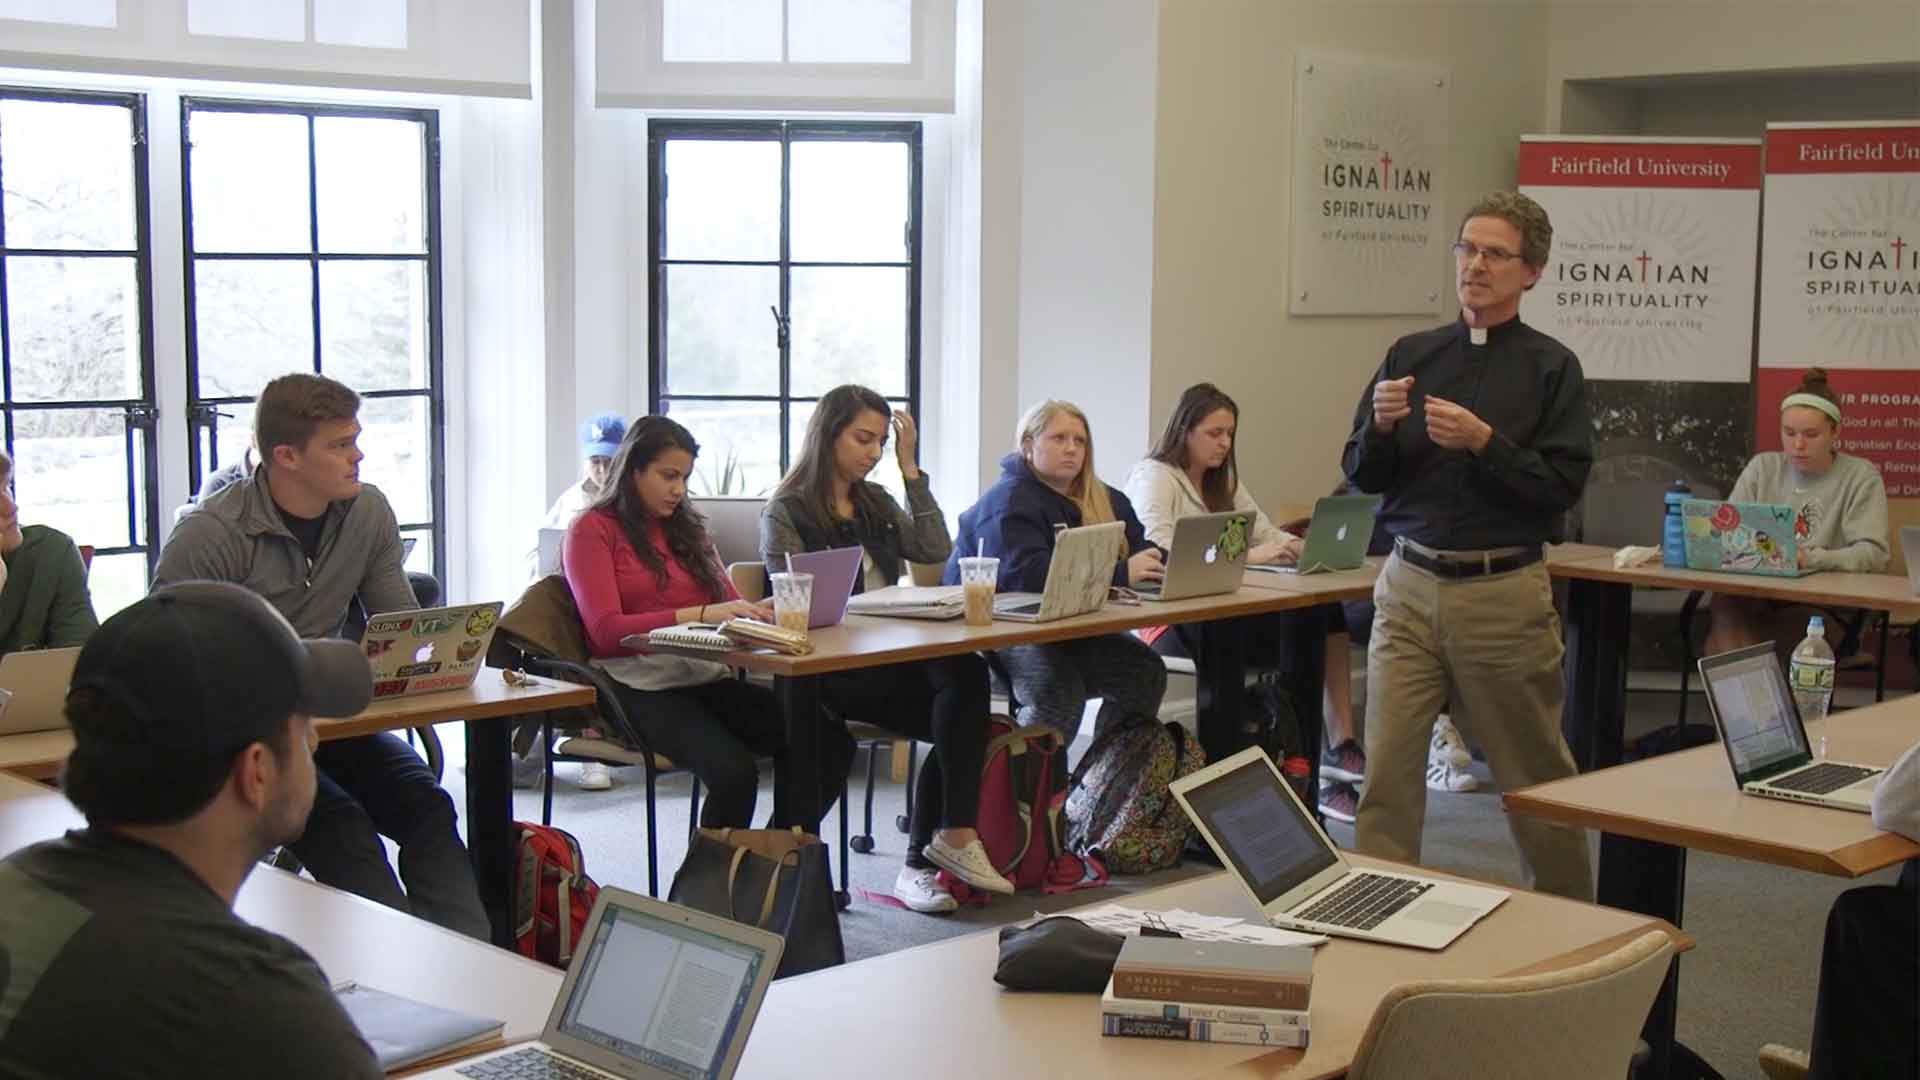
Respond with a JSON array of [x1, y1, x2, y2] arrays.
[[1517, 136, 1761, 382], [1758, 122, 1920, 498]]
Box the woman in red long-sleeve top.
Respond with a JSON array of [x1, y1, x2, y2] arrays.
[[563, 415, 850, 828]]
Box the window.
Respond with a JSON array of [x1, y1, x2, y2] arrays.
[[0, 88, 158, 618], [648, 119, 921, 497], [181, 97, 443, 580]]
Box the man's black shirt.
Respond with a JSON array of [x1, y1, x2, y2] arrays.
[[1341, 316, 1592, 551]]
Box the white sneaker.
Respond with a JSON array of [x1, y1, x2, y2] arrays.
[[1430, 715, 1472, 770], [576, 761, 613, 791], [924, 837, 1016, 895], [1427, 759, 1480, 793], [892, 866, 959, 914]]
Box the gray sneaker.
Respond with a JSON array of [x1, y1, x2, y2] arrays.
[[511, 739, 547, 790]]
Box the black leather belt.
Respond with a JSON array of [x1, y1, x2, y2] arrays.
[[1395, 541, 1543, 580]]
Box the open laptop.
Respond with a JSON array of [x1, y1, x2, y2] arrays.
[[786, 546, 865, 628], [415, 889, 783, 1080], [360, 601, 505, 700], [0, 647, 82, 735], [1247, 494, 1380, 575], [1172, 746, 1508, 949], [1697, 642, 1884, 812], [992, 521, 1125, 623], [1681, 499, 1808, 578], [1902, 525, 1920, 595], [1135, 511, 1249, 602]]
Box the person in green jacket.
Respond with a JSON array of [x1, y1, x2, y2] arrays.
[[0, 449, 98, 654]]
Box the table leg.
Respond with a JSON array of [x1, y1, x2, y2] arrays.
[[465, 716, 515, 948], [1196, 617, 1247, 761], [1598, 832, 1724, 1080], [1290, 609, 1328, 807], [775, 675, 825, 833], [1562, 578, 1631, 772]]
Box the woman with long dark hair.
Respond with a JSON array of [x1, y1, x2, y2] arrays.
[[761, 385, 1012, 912], [564, 415, 850, 828], [1125, 382, 1369, 822]]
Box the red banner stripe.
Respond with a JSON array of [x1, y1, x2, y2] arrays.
[[1518, 141, 1762, 189]]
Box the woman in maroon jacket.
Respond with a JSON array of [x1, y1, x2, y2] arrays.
[[563, 416, 852, 828]]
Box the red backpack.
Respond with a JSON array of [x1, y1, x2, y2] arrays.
[[940, 715, 1106, 901], [512, 822, 599, 968]]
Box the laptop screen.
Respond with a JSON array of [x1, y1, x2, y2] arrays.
[[1182, 754, 1337, 906], [556, 902, 773, 1079], [1701, 647, 1808, 778]]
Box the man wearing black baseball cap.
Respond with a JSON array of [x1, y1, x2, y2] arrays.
[[0, 582, 382, 1077]]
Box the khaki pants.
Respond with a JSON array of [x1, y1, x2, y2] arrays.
[[1354, 548, 1593, 900]]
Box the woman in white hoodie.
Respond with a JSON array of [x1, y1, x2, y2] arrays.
[[1124, 383, 1372, 821]]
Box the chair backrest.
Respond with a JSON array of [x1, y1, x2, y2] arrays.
[[692, 497, 768, 566], [76, 545, 93, 572], [1346, 930, 1674, 1080], [728, 561, 768, 602], [1579, 479, 1721, 550]]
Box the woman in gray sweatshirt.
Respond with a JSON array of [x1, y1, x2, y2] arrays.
[[1703, 367, 1889, 656]]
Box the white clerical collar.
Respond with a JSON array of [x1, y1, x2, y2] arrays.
[[1469, 326, 1488, 346]]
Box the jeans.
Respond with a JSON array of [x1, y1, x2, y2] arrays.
[[818, 653, 990, 865], [291, 732, 489, 939]]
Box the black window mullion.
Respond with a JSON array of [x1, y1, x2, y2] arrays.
[[778, 122, 794, 477], [306, 113, 323, 376]]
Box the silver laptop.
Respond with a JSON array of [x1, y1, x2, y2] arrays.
[[1135, 512, 1250, 602], [417, 888, 783, 1080], [1697, 642, 1883, 812], [993, 521, 1125, 623], [360, 601, 505, 701], [1247, 494, 1380, 576], [1172, 746, 1508, 949], [0, 647, 82, 736], [1903, 525, 1920, 596]]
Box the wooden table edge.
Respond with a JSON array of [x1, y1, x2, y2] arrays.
[[1544, 558, 1920, 614], [1501, 791, 1913, 878]]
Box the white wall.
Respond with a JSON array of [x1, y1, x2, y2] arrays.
[[1151, 0, 1552, 513]]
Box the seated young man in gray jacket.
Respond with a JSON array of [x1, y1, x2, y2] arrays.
[[154, 373, 487, 939]]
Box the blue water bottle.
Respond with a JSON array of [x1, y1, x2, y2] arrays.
[[1662, 481, 1691, 568]]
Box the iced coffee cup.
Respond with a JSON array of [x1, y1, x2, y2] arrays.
[[958, 556, 998, 627], [770, 571, 813, 636]]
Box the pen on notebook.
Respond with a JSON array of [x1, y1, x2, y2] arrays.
[[332, 979, 358, 993]]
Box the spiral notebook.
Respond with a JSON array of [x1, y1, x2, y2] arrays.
[[638, 623, 735, 651]]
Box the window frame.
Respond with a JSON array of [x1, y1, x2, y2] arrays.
[[178, 94, 447, 577], [0, 84, 161, 581], [646, 117, 923, 484]]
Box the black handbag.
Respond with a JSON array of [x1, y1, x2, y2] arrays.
[[993, 915, 1126, 992], [668, 826, 845, 979]]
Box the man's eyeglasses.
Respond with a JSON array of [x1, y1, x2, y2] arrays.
[[1450, 241, 1522, 267]]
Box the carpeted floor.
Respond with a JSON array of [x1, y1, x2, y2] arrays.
[[429, 675, 1907, 1080]]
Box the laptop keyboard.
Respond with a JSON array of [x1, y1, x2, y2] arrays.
[[1770, 762, 1879, 795], [1295, 873, 1433, 930], [458, 1047, 601, 1079]]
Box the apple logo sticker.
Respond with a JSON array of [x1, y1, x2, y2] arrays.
[[1336, 524, 1349, 542], [1203, 545, 1218, 564], [414, 642, 437, 665]]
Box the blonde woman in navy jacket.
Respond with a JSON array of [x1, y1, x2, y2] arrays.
[[945, 401, 1167, 768]]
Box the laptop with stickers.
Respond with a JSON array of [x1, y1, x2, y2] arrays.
[[1134, 511, 1250, 602], [991, 522, 1125, 623], [413, 888, 783, 1080], [1680, 499, 1809, 578], [360, 601, 505, 700]]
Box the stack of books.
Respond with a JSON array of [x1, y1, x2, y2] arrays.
[[1100, 937, 1312, 1048]]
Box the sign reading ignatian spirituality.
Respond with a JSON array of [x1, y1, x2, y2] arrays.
[[1289, 49, 1448, 316], [1757, 122, 1920, 498], [1517, 136, 1761, 382]]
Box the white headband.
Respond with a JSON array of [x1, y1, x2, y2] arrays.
[[1780, 392, 1840, 423]]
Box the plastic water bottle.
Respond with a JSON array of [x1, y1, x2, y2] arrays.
[[1789, 616, 1836, 723], [1662, 481, 1691, 568]]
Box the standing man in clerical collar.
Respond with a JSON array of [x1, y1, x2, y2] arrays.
[[156, 372, 488, 938], [1341, 190, 1594, 901]]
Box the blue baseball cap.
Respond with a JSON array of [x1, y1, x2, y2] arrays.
[[581, 413, 626, 459]]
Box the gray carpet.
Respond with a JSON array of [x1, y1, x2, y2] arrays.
[[428, 677, 1907, 1080]]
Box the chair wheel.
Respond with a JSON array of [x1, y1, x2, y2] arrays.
[[834, 889, 851, 911], [849, 835, 875, 854], [894, 814, 910, 834]]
